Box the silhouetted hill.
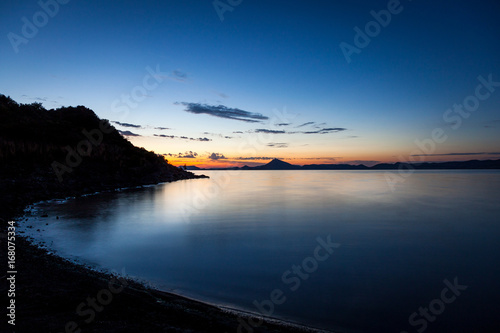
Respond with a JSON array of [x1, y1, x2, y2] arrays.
[[0, 94, 206, 220], [255, 158, 300, 170], [370, 160, 500, 170], [300, 160, 500, 170]]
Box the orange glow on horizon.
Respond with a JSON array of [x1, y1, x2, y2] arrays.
[[130, 133, 500, 170], [166, 153, 500, 169], [167, 156, 398, 169]]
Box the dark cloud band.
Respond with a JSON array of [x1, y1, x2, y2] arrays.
[[178, 102, 268, 123]]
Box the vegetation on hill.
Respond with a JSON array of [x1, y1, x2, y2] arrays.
[[0, 94, 205, 221]]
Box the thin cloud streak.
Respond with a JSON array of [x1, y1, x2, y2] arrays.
[[154, 134, 211, 142], [118, 130, 141, 137], [113, 121, 142, 128], [252, 128, 346, 135], [267, 143, 289, 148], [296, 121, 315, 128], [254, 129, 286, 134], [178, 102, 268, 123], [303, 127, 347, 134]]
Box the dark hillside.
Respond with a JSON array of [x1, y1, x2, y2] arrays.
[[0, 94, 205, 221]]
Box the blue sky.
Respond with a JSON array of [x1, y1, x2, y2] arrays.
[[1, 0, 499, 167]]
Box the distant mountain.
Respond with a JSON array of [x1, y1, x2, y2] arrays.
[[204, 158, 500, 171], [371, 160, 500, 170], [254, 158, 300, 170]]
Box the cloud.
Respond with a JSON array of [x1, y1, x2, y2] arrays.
[[164, 152, 198, 158], [118, 130, 141, 137], [251, 127, 346, 135], [411, 152, 500, 157], [276, 123, 291, 126], [154, 134, 211, 141], [171, 70, 188, 82], [113, 121, 142, 128], [233, 156, 280, 160], [203, 132, 234, 139], [113, 122, 171, 131], [177, 102, 268, 123], [296, 121, 315, 128], [21, 95, 47, 102], [167, 69, 189, 82], [233, 131, 244, 134], [254, 129, 286, 134], [209, 153, 227, 160], [21, 94, 63, 107], [267, 143, 289, 148], [212, 90, 229, 99], [303, 127, 347, 134], [178, 151, 198, 158]]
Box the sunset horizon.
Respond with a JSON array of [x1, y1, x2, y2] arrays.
[[2, 1, 500, 332], [3, 1, 499, 171]]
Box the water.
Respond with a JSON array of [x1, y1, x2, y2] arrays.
[[21, 170, 500, 332]]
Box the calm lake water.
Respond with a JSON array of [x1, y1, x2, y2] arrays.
[[21, 170, 500, 332]]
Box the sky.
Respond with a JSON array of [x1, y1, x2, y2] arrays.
[[1, 0, 499, 168]]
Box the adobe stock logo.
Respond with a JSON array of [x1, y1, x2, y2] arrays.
[[339, 0, 408, 64], [7, 0, 71, 53], [213, 0, 242, 22], [400, 277, 467, 333], [236, 235, 340, 333]]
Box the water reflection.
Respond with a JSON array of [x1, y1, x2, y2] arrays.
[[22, 170, 500, 332]]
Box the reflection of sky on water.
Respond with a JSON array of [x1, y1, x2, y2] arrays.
[[21, 170, 500, 332]]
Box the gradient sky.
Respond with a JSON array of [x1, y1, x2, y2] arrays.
[[1, 0, 499, 167]]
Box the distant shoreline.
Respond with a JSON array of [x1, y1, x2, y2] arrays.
[[188, 158, 500, 171]]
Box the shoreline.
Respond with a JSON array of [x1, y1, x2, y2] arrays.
[[2, 180, 336, 333]]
